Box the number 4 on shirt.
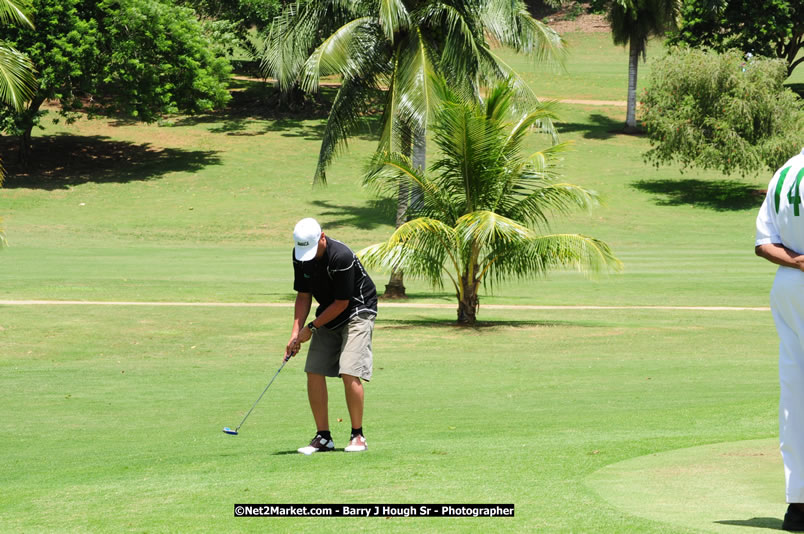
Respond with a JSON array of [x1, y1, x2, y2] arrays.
[[775, 166, 804, 216]]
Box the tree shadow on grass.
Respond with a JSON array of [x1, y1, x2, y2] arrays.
[[714, 517, 782, 530], [787, 83, 804, 99], [165, 81, 381, 142], [631, 178, 765, 211], [254, 113, 380, 142], [312, 198, 397, 230], [1, 134, 222, 190], [378, 318, 600, 329], [557, 113, 624, 140]]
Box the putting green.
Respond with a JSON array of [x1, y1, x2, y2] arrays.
[[586, 439, 788, 532]]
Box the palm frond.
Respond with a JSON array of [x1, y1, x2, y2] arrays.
[[313, 73, 382, 185], [364, 149, 458, 222], [0, 0, 33, 29], [262, 2, 321, 89], [299, 17, 379, 93], [483, 79, 515, 122], [503, 100, 562, 148], [261, 0, 366, 90], [0, 45, 37, 110], [455, 210, 531, 249], [480, 50, 559, 140], [482, 0, 567, 65], [394, 29, 439, 137], [480, 232, 621, 285], [504, 182, 600, 229], [419, 1, 483, 89], [530, 233, 623, 274], [430, 96, 506, 213], [358, 217, 461, 289], [378, 0, 410, 43], [377, 44, 422, 157]]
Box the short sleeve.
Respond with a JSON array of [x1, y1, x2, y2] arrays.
[[330, 252, 356, 301], [755, 192, 781, 246], [292, 252, 310, 293]]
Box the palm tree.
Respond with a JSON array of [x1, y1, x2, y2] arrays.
[[358, 79, 621, 324], [0, 0, 36, 115], [606, 0, 679, 133], [0, 0, 37, 247], [262, 0, 566, 296]]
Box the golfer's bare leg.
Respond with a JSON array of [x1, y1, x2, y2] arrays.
[[342, 374, 363, 429], [307, 372, 329, 431]]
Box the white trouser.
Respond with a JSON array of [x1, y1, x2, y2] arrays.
[[771, 267, 804, 502]]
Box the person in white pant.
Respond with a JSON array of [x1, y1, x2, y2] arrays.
[[756, 147, 804, 532]]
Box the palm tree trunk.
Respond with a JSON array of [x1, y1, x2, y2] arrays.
[[624, 40, 639, 134], [385, 125, 427, 298], [457, 274, 479, 325], [383, 123, 414, 299], [383, 180, 409, 298], [410, 125, 426, 210]]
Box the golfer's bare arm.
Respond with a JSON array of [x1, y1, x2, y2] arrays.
[[286, 293, 349, 357], [307, 299, 349, 329], [755, 243, 804, 271], [286, 292, 313, 357], [292, 292, 313, 335]]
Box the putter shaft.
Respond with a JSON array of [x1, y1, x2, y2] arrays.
[[233, 354, 293, 432]]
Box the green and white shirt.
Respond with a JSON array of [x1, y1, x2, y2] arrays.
[[756, 148, 804, 253]]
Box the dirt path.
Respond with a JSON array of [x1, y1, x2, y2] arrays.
[[0, 300, 769, 311]]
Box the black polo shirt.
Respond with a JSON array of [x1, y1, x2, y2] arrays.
[[292, 237, 378, 329]]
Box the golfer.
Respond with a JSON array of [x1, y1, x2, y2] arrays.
[[285, 218, 377, 454], [755, 147, 804, 531]]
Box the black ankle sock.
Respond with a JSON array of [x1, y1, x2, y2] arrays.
[[351, 427, 363, 438], [318, 430, 331, 441]]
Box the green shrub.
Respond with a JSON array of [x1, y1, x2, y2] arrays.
[[641, 47, 804, 176]]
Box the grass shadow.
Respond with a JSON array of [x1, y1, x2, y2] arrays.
[[271, 449, 348, 455], [2, 134, 222, 190], [557, 113, 623, 140], [377, 318, 600, 329], [786, 82, 804, 98], [714, 517, 783, 530], [313, 198, 397, 230], [631, 178, 765, 211], [167, 81, 382, 142]]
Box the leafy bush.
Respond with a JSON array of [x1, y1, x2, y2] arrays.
[[98, 0, 232, 120], [641, 47, 804, 176], [0, 0, 232, 161]]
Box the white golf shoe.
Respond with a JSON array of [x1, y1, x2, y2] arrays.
[[344, 435, 367, 452], [297, 434, 335, 455]]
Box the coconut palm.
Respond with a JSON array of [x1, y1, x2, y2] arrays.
[[358, 79, 621, 324], [0, 0, 36, 247], [0, 0, 36, 115], [263, 0, 566, 295], [264, 0, 565, 183], [606, 0, 679, 133]]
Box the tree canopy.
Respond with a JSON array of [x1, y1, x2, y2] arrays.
[[668, 0, 803, 77], [360, 79, 621, 324], [263, 0, 566, 185], [603, 0, 680, 132], [641, 47, 804, 176], [0, 0, 232, 161]]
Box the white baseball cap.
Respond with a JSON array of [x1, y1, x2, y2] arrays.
[[293, 218, 322, 261]]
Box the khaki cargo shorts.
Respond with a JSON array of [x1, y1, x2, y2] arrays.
[[305, 312, 375, 381]]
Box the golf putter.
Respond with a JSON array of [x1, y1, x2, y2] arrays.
[[223, 351, 295, 436]]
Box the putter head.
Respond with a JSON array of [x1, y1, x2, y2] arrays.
[[222, 427, 238, 436]]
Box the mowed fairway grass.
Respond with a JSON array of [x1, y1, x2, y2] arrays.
[[0, 31, 798, 532]]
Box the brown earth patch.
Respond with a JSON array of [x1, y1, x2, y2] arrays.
[[546, 12, 609, 33]]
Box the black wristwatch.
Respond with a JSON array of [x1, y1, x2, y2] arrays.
[[307, 321, 317, 333]]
